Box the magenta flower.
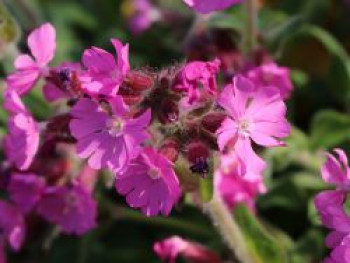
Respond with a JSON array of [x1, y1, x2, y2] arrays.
[[4, 90, 40, 171], [216, 75, 290, 153], [0, 200, 26, 261], [324, 234, 350, 263], [127, 0, 160, 35], [314, 149, 350, 262], [6, 23, 56, 95], [115, 148, 180, 217], [36, 183, 97, 235], [247, 62, 293, 100], [173, 59, 220, 104], [82, 39, 130, 97], [215, 152, 266, 210], [8, 173, 46, 214], [153, 236, 221, 263], [182, 0, 244, 14], [69, 97, 151, 171]]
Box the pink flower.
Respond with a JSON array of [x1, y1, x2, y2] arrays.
[[36, 183, 97, 235], [321, 149, 350, 189], [216, 75, 290, 160], [82, 39, 130, 97], [8, 173, 46, 214], [6, 23, 56, 95], [4, 90, 40, 171], [115, 148, 180, 217], [127, 0, 160, 35], [314, 149, 350, 262], [173, 59, 220, 104], [182, 0, 244, 14], [153, 236, 221, 263], [0, 200, 26, 261], [215, 152, 266, 210], [69, 97, 151, 171], [324, 234, 350, 263], [247, 62, 293, 100]]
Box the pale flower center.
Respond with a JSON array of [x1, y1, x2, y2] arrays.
[[107, 118, 125, 137], [148, 168, 161, 180], [238, 118, 253, 138]]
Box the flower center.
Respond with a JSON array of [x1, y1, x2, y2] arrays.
[[107, 118, 125, 137], [148, 167, 161, 180], [238, 118, 253, 138]]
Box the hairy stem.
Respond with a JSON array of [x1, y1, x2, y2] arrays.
[[243, 0, 259, 54], [204, 194, 256, 263]]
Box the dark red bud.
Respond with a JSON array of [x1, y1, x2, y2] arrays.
[[159, 139, 180, 163], [45, 114, 76, 143], [201, 112, 226, 133], [124, 71, 154, 91], [158, 99, 179, 124], [187, 140, 210, 164], [118, 85, 143, 105]]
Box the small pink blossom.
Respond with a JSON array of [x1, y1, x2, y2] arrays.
[[215, 152, 266, 210], [314, 149, 350, 262], [82, 39, 130, 97], [153, 235, 221, 263], [173, 59, 220, 104], [127, 0, 160, 35], [115, 148, 180, 217], [4, 90, 40, 171], [36, 183, 97, 235], [0, 200, 26, 261], [6, 23, 56, 95], [8, 173, 46, 214], [247, 62, 293, 100], [182, 0, 244, 14], [69, 97, 151, 171], [216, 75, 290, 164]]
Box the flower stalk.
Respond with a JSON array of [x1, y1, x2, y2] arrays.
[[204, 194, 256, 263], [243, 0, 259, 54]]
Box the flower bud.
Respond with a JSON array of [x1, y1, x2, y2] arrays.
[[159, 139, 180, 162], [158, 99, 179, 124], [118, 85, 142, 105], [187, 140, 210, 176], [201, 112, 226, 133], [124, 71, 154, 91]]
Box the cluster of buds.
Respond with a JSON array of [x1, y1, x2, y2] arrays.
[[0, 0, 294, 260]]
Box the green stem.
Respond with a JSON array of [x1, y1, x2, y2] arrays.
[[204, 194, 256, 263], [102, 198, 212, 237], [244, 0, 259, 54]]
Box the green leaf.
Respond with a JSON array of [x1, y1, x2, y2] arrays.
[[310, 110, 350, 149], [294, 25, 350, 104], [0, 0, 21, 56], [234, 205, 287, 263]]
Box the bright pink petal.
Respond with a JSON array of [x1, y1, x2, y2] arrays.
[[27, 23, 56, 66]]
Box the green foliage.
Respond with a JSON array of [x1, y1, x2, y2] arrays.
[[311, 110, 350, 149], [235, 205, 287, 263]]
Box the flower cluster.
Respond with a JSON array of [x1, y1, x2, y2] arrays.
[[1, 1, 293, 258], [314, 149, 350, 262]]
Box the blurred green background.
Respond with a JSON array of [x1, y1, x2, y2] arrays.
[[1, 0, 350, 262]]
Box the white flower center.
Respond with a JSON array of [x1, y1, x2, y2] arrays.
[[107, 118, 125, 137], [148, 168, 161, 180], [238, 118, 253, 138]]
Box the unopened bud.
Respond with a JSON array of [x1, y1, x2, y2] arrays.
[[201, 112, 226, 133], [124, 71, 154, 91], [159, 139, 180, 162], [187, 140, 210, 171], [159, 99, 179, 124]]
